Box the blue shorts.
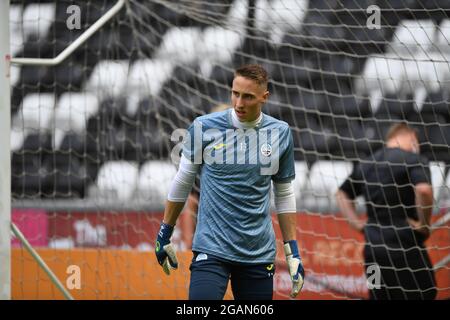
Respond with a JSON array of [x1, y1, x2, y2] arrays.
[[189, 252, 275, 300]]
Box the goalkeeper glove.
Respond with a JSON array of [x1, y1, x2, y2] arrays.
[[284, 240, 305, 298], [155, 222, 178, 275]]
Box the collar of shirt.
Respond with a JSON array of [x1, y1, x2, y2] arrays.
[[231, 109, 263, 129]]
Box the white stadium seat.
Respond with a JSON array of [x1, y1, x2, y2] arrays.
[[53, 92, 99, 148], [94, 161, 139, 201], [11, 93, 55, 151], [201, 27, 244, 65], [388, 20, 436, 54], [357, 54, 405, 94], [9, 5, 23, 56], [154, 27, 203, 64], [436, 19, 450, 50], [86, 60, 129, 98], [441, 169, 450, 204], [226, 0, 249, 32], [292, 161, 309, 201], [401, 52, 450, 93], [22, 3, 55, 39], [429, 161, 446, 203], [10, 65, 20, 88], [137, 161, 178, 204], [306, 161, 354, 197], [127, 59, 175, 97], [266, 0, 308, 44], [18, 93, 56, 131], [301, 161, 353, 211]]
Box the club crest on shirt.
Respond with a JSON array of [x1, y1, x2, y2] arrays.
[[260, 143, 272, 157]]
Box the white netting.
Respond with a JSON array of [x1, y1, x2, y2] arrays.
[[9, 0, 450, 299]]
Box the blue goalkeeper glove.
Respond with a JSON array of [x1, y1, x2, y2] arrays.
[[283, 240, 305, 298], [155, 222, 178, 275]]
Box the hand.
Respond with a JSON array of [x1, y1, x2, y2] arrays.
[[283, 240, 305, 298], [350, 220, 365, 234], [155, 222, 178, 275], [407, 218, 431, 241]]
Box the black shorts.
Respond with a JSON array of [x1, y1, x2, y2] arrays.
[[189, 251, 275, 300]]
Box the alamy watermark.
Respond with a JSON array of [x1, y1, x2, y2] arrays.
[[66, 5, 81, 30], [366, 5, 381, 30], [366, 264, 381, 289], [66, 264, 81, 290]]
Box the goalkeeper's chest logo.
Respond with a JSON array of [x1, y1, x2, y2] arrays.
[[260, 143, 272, 157]]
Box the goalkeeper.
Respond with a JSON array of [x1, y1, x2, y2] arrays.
[[155, 64, 304, 300]]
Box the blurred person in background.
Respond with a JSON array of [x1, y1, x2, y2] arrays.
[[336, 123, 436, 300]]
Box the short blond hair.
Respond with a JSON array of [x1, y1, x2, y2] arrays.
[[385, 123, 418, 142]]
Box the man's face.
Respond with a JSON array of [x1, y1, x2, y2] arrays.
[[231, 76, 269, 122]]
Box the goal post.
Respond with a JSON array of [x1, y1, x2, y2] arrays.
[[0, 0, 11, 301]]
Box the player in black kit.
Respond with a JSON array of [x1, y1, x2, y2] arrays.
[[336, 123, 437, 300]]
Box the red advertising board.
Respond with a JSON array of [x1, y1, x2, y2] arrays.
[[12, 209, 450, 299]]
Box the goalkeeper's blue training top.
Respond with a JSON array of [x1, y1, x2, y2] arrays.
[[182, 108, 295, 264]]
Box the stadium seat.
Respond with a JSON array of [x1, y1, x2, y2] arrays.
[[356, 54, 405, 94], [200, 26, 244, 67], [429, 161, 446, 203], [9, 5, 23, 57], [136, 161, 178, 205], [436, 19, 450, 50], [226, 0, 250, 32], [86, 60, 130, 98], [22, 3, 55, 40], [420, 90, 450, 120], [325, 118, 372, 159], [208, 64, 234, 86], [301, 160, 354, 211], [420, 125, 450, 158], [401, 52, 450, 93], [375, 94, 415, 120], [300, 13, 348, 51], [294, 122, 339, 157], [388, 20, 436, 55], [52, 61, 85, 92], [19, 65, 52, 89], [120, 128, 170, 162], [15, 93, 56, 132], [154, 27, 203, 64], [307, 161, 353, 194], [54, 92, 99, 148], [127, 59, 175, 97], [271, 54, 319, 86], [11, 153, 45, 198], [325, 93, 366, 117], [264, 0, 308, 44], [42, 154, 88, 198], [57, 92, 99, 120], [58, 133, 88, 155], [91, 161, 139, 201], [288, 87, 327, 113], [292, 161, 309, 202], [10, 128, 26, 152], [441, 169, 450, 203], [22, 133, 52, 153]]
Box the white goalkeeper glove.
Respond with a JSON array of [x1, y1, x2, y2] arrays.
[[284, 240, 305, 298]]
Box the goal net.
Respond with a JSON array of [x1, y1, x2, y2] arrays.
[[8, 0, 450, 299]]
